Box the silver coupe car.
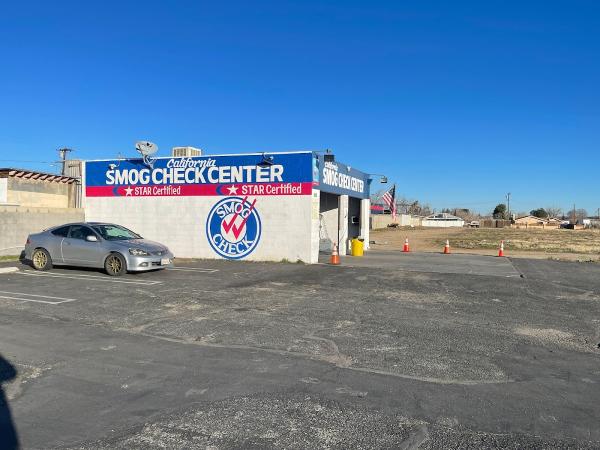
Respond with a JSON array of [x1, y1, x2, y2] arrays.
[[24, 222, 174, 276]]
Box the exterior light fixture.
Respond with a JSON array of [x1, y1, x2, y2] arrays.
[[369, 174, 388, 184]]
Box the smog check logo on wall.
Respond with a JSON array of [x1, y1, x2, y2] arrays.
[[206, 196, 262, 259]]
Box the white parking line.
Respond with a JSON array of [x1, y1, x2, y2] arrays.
[[0, 290, 78, 301], [0, 291, 77, 305], [17, 271, 162, 285], [167, 267, 219, 273]]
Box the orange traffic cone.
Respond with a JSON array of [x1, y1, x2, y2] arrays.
[[443, 239, 450, 254], [330, 243, 340, 265], [402, 237, 410, 253], [498, 240, 505, 257]]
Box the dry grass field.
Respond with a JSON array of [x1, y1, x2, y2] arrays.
[[370, 226, 600, 262]]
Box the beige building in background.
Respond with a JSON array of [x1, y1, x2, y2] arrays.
[[0, 168, 83, 255], [512, 215, 561, 229], [0, 168, 79, 208]]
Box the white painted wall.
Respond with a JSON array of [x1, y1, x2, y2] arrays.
[[370, 214, 418, 229], [421, 219, 465, 228], [338, 195, 349, 255], [0, 178, 7, 204], [360, 198, 370, 249], [84, 194, 315, 263], [310, 190, 321, 262]]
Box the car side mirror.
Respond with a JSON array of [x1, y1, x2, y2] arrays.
[[86, 235, 98, 242]]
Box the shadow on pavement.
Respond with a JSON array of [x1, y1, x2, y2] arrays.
[[0, 355, 19, 449]]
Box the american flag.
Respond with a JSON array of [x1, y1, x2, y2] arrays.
[[381, 184, 397, 219]]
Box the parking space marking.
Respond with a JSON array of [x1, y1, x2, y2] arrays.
[[167, 267, 219, 273], [17, 271, 162, 285], [0, 291, 77, 305]]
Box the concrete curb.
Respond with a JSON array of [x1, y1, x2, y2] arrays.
[[0, 267, 19, 274]]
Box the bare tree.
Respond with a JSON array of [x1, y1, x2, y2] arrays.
[[407, 201, 422, 215], [545, 206, 562, 219], [369, 190, 385, 205], [370, 190, 435, 217], [566, 208, 588, 223], [449, 208, 481, 222]]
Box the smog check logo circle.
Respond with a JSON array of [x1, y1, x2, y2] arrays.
[[206, 196, 261, 259]]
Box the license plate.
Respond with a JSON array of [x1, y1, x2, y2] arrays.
[[160, 258, 171, 266]]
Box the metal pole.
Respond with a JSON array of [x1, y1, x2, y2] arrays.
[[58, 148, 72, 176]]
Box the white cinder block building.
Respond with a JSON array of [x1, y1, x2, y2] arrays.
[[82, 151, 371, 263], [421, 213, 465, 228]]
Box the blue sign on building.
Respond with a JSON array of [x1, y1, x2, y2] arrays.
[[313, 154, 371, 199], [85, 152, 314, 197]]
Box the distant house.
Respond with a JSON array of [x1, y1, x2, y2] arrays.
[[514, 215, 546, 226], [421, 213, 465, 228], [512, 215, 560, 229], [588, 218, 600, 228]]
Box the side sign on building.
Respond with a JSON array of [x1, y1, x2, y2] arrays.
[[314, 154, 370, 199]]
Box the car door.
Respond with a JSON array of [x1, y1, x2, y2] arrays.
[[47, 225, 70, 263], [62, 225, 105, 267]]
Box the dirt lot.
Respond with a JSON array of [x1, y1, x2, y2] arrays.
[[371, 226, 600, 262]]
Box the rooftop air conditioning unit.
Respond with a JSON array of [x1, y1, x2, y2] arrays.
[[172, 146, 202, 157]]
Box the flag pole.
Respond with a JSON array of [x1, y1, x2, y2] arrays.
[[392, 183, 397, 221]]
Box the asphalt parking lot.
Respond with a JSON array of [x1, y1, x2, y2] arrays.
[[1, 251, 600, 449]]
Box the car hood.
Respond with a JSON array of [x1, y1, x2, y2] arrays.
[[112, 239, 169, 253]]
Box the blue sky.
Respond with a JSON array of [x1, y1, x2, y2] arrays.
[[0, 0, 598, 215]]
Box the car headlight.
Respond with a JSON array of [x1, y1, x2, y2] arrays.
[[129, 248, 150, 256]]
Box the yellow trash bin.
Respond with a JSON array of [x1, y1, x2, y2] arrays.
[[351, 238, 364, 256]]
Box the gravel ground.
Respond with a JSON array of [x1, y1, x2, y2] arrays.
[[78, 393, 598, 450]]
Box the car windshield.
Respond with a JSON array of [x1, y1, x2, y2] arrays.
[[91, 224, 142, 241]]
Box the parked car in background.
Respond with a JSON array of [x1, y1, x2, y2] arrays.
[[467, 221, 480, 228], [24, 222, 174, 276]]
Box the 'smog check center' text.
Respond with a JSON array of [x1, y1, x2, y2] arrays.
[[83, 151, 371, 263]]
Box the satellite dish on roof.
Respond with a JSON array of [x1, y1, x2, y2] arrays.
[[136, 141, 158, 156], [135, 141, 158, 168]]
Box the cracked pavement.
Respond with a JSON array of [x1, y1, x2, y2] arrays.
[[0, 253, 599, 448]]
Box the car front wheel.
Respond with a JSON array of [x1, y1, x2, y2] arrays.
[[105, 253, 127, 276], [32, 248, 52, 271]]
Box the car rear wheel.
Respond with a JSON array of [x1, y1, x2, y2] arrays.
[[32, 248, 52, 271], [105, 253, 127, 276]]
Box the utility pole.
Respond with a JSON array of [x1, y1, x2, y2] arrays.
[[506, 192, 511, 220], [572, 203, 576, 224], [58, 148, 73, 176]]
